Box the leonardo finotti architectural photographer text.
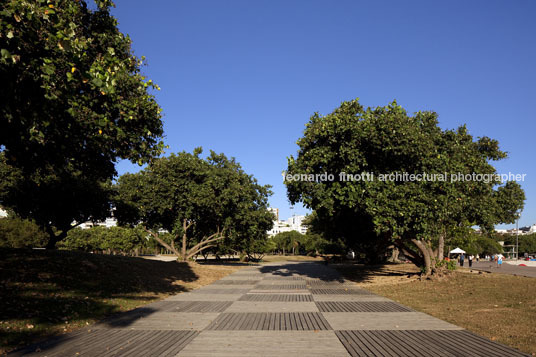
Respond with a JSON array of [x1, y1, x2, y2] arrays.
[[283, 171, 526, 183]]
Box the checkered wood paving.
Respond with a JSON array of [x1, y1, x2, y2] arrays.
[[262, 276, 307, 280], [212, 280, 260, 285], [317, 301, 413, 312], [253, 284, 308, 290], [239, 293, 313, 302], [310, 288, 375, 295], [335, 330, 528, 357], [190, 288, 251, 294], [205, 312, 331, 331], [149, 301, 233, 313], [13, 262, 529, 356], [13, 330, 198, 357]]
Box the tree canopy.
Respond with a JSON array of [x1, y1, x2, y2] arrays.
[[114, 149, 274, 261], [286, 99, 525, 274], [0, 0, 164, 247]]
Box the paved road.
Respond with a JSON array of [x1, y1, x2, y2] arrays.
[[465, 261, 536, 278], [12, 262, 528, 356]]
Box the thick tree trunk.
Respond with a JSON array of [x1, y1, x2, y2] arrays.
[[411, 239, 432, 275], [395, 239, 423, 267], [45, 226, 67, 249], [391, 246, 399, 262]]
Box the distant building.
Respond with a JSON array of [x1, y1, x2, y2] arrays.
[[520, 224, 536, 234], [78, 217, 118, 230], [267, 209, 308, 236], [267, 207, 279, 221], [0, 207, 7, 218]]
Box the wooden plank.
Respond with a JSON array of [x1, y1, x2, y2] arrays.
[[335, 330, 528, 357], [239, 294, 312, 302], [390, 330, 443, 357], [159, 331, 199, 356], [213, 280, 260, 285], [206, 312, 331, 331], [155, 301, 232, 313], [191, 289, 251, 294], [177, 331, 351, 356], [336, 330, 374, 357], [310, 288, 373, 295], [316, 301, 413, 312]]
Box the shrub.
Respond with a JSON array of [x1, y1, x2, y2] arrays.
[[0, 217, 48, 248]]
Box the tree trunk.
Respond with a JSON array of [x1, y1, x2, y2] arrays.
[[185, 229, 225, 260], [181, 232, 187, 261], [142, 226, 181, 257], [395, 239, 423, 267], [411, 239, 432, 275], [437, 233, 445, 261], [45, 226, 67, 249], [391, 246, 399, 262], [180, 219, 194, 261]]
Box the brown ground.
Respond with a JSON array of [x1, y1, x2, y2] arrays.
[[261, 254, 324, 263], [334, 263, 536, 356]]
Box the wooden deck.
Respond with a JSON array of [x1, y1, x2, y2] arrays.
[[11, 261, 529, 356]]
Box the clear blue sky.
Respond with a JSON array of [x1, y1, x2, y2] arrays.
[[112, 0, 535, 227]]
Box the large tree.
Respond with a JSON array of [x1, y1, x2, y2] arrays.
[[286, 99, 525, 275], [114, 149, 273, 261], [0, 0, 164, 247]]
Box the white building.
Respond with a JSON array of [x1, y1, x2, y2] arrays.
[[78, 217, 118, 230], [267, 209, 308, 236], [267, 207, 279, 221], [530, 224, 536, 234]]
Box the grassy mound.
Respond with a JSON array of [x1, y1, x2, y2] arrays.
[[0, 248, 238, 353]]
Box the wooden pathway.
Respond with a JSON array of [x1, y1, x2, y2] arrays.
[[11, 262, 529, 356]]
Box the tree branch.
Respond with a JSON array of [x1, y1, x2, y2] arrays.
[[188, 234, 226, 254], [143, 226, 180, 257], [187, 244, 216, 259]]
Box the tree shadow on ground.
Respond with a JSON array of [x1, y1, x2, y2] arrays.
[[0, 248, 198, 353], [332, 262, 420, 284], [258, 261, 419, 284], [195, 259, 252, 267], [258, 262, 344, 282]]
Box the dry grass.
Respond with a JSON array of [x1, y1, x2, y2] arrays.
[[0, 249, 242, 354], [335, 263, 536, 355], [261, 254, 324, 263]]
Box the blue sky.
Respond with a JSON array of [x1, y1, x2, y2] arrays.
[[112, 0, 535, 227]]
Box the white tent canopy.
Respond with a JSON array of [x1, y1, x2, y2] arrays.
[[449, 247, 466, 254]]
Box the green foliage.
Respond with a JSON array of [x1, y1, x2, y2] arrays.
[[475, 236, 504, 256], [0, 153, 113, 247], [271, 231, 303, 254], [452, 233, 503, 256], [286, 99, 525, 274], [0, 216, 48, 248], [300, 233, 329, 255], [114, 149, 273, 260], [436, 258, 457, 271], [0, 0, 164, 247], [270, 230, 331, 256], [60, 226, 147, 254], [502, 233, 536, 255]]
